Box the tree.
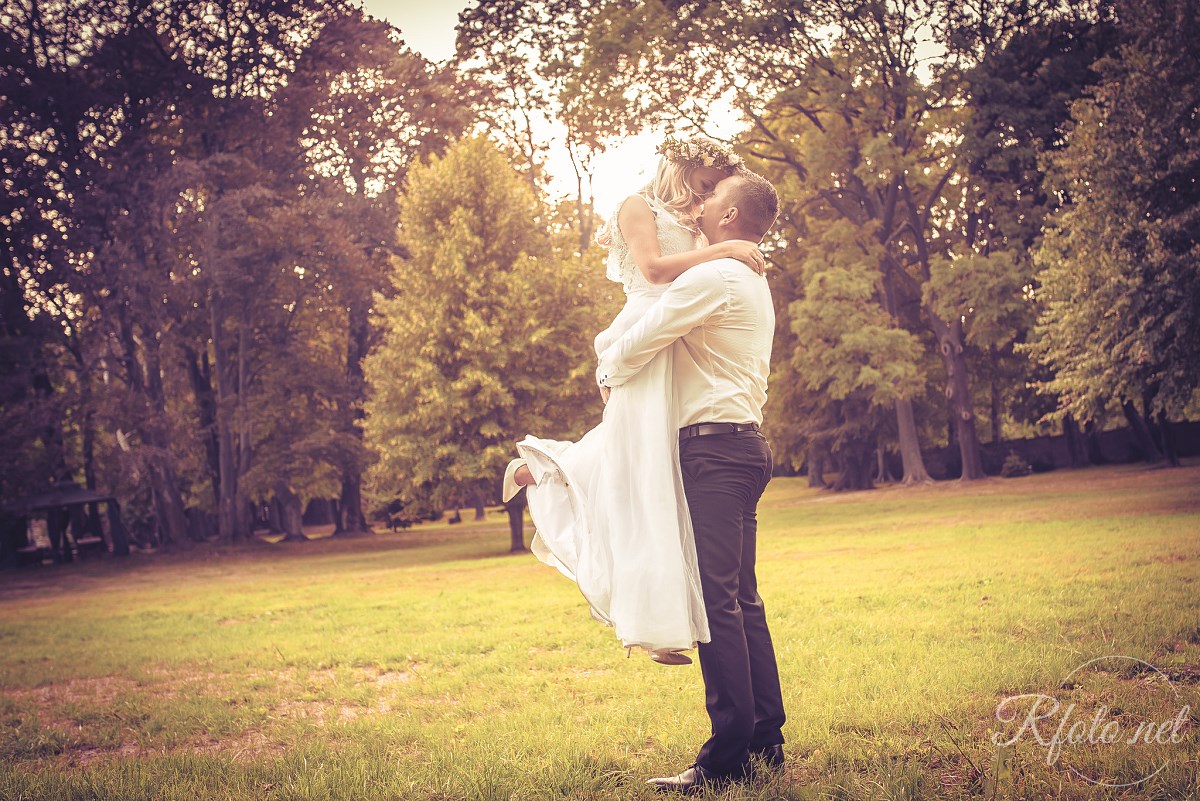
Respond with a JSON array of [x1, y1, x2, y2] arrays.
[[2, 0, 427, 541], [783, 215, 928, 490], [0, 1, 211, 539], [1, 0, 472, 547], [282, 8, 473, 535], [1026, 0, 1200, 466], [950, 11, 1117, 449], [456, 0, 606, 252], [364, 137, 616, 550], [562, 0, 1106, 482]]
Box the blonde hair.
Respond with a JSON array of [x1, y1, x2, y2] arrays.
[[594, 134, 737, 247], [640, 158, 701, 228]]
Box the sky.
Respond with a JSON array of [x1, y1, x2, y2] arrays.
[[356, 0, 460, 63], [354, 0, 733, 215]]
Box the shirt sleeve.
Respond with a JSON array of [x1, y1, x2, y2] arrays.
[[596, 263, 726, 388]]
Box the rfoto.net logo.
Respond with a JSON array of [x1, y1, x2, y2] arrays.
[[992, 656, 1192, 787]]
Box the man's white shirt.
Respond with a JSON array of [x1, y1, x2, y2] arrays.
[[596, 257, 774, 428]]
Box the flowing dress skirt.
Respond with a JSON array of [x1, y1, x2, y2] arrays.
[[516, 289, 709, 651]]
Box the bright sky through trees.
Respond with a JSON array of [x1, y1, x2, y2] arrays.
[[354, 0, 741, 215], [356, 0, 460, 62]]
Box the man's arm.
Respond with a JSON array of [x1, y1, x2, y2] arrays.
[[596, 262, 726, 388]]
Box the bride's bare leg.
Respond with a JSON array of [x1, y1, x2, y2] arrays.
[[514, 464, 535, 486]]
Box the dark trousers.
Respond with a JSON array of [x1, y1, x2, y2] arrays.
[[680, 429, 786, 776]]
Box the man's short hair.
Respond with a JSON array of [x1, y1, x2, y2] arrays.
[[729, 169, 779, 241]]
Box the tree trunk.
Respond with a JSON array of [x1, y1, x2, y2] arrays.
[[1084, 420, 1105, 464], [268, 496, 283, 534], [894, 397, 932, 484], [82, 414, 96, 488], [1121, 400, 1162, 463], [81, 370, 97, 491], [139, 330, 191, 546], [831, 441, 874, 492], [990, 375, 1002, 444], [335, 298, 371, 535], [806, 447, 827, 488], [934, 323, 985, 480], [895, 177, 986, 479], [183, 346, 221, 507], [82, 417, 96, 490], [1062, 414, 1089, 469], [874, 448, 897, 484], [566, 131, 595, 253], [31, 369, 71, 483], [146, 461, 193, 547], [1151, 411, 1180, 467], [210, 295, 239, 540], [106, 242, 190, 546], [505, 493, 527, 552], [880, 255, 932, 486], [47, 506, 70, 563], [275, 483, 307, 542], [234, 322, 253, 541], [338, 472, 369, 534], [106, 501, 130, 557]]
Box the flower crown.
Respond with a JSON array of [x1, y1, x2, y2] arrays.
[[656, 136, 742, 169]]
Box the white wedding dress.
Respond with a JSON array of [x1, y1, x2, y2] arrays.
[[516, 196, 710, 653]]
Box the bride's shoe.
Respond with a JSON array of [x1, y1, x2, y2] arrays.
[[502, 458, 528, 503], [649, 649, 693, 666]]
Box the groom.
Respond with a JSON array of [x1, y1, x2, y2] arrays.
[[596, 168, 786, 792]]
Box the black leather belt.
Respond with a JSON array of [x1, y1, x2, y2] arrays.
[[679, 422, 760, 440]]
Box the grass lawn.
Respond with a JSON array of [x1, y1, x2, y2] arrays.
[[1, 463, 1198, 800]]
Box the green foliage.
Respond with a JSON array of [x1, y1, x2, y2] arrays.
[[1027, 0, 1200, 422], [949, 14, 1119, 441], [0, 2, 472, 538], [788, 217, 924, 408], [364, 137, 616, 511], [564, 2, 1103, 481], [557, 1, 1170, 481], [456, 1, 605, 251], [1000, 450, 1033, 477], [3, 0, 1196, 539], [743, 28, 985, 481]]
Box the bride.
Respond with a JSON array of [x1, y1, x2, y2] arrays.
[[503, 135, 764, 665]]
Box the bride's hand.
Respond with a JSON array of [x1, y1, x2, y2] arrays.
[[721, 239, 767, 275]]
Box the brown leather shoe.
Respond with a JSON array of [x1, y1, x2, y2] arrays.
[[646, 763, 732, 794]]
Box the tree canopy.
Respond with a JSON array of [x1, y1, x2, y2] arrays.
[[363, 136, 616, 541], [1026, 0, 1200, 455], [2, 0, 1196, 555]]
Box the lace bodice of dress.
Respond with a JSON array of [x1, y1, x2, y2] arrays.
[[604, 195, 699, 294]]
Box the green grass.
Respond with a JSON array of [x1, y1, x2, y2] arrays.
[[1, 463, 1198, 800]]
